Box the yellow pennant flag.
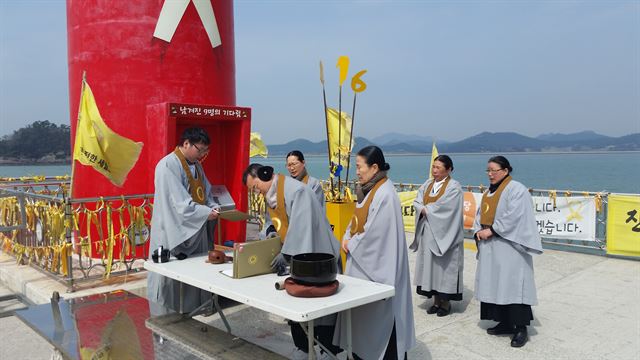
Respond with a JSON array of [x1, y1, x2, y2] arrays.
[[73, 80, 143, 187], [428, 141, 439, 180], [326, 108, 354, 171], [249, 132, 268, 158]]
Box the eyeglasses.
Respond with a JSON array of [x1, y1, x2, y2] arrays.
[[287, 161, 302, 168], [192, 143, 209, 155], [485, 168, 504, 174]]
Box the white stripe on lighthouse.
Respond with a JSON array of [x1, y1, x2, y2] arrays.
[[153, 0, 222, 48]]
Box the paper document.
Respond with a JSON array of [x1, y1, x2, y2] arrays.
[[220, 269, 234, 278]]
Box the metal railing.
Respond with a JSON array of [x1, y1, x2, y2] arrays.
[[0, 179, 153, 291]]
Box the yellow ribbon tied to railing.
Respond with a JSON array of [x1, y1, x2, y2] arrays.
[[548, 190, 557, 208], [104, 203, 115, 279]]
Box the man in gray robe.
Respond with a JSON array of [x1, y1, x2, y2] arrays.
[[473, 162, 543, 348], [409, 175, 464, 316], [334, 178, 416, 360], [147, 128, 220, 316], [243, 164, 341, 358]]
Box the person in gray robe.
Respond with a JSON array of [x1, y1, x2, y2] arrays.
[[473, 155, 543, 348], [147, 128, 220, 316], [259, 150, 326, 240], [334, 146, 416, 360], [286, 150, 326, 211], [243, 164, 341, 358], [409, 155, 464, 317]]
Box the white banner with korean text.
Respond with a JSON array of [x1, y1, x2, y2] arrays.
[[461, 192, 596, 241], [532, 195, 596, 241]]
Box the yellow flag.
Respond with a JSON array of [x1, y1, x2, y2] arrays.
[[326, 108, 354, 170], [428, 141, 439, 180], [73, 81, 143, 187], [249, 132, 268, 158]]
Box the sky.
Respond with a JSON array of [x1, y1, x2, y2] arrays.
[[1, 0, 638, 143]]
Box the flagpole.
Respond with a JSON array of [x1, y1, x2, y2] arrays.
[[337, 85, 343, 200], [344, 92, 357, 192], [320, 61, 334, 195], [69, 71, 87, 201]]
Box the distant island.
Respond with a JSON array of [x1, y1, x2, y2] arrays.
[[1, 121, 638, 164], [0, 121, 71, 165], [267, 131, 640, 156]]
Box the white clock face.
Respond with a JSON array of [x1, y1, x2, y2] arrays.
[[128, 224, 150, 246], [35, 220, 43, 244]]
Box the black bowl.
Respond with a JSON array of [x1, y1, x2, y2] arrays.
[[291, 253, 337, 286]]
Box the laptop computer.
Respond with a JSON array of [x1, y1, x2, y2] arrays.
[[231, 236, 282, 279]]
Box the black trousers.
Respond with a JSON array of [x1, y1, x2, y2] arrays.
[[480, 302, 534, 327], [353, 323, 407, 360], [289, 321, 342, 354]]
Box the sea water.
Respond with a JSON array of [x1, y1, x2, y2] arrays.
[[1, 152, 638, 194]]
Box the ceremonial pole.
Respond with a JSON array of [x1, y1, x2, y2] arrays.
[[336, 56, 350, 199], [344, 92, 357, 191], [320, 61, 334, 194]]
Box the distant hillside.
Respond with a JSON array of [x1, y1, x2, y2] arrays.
[[266, 131, 640, 155], [267, 137, 375, 156], [441, 132, 546, 153], [536, 130, 610, 143]]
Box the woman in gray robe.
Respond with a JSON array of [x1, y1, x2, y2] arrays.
[[286, 150, 325, 210], [334, 146, 416, 360], [409, 155, 464, 317], [473, 155, 543, 348], [260, 150, 325, 240], [243, 164, 341, 359]]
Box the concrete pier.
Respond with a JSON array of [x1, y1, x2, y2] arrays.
[[1, 235, 638, 359]]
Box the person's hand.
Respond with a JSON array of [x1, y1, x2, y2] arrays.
[[208, 209, 219, 220], [476, 229, 493, 240], [270, 253, 288, 271], [267, 231, 278, 239], [341, 238, 350, 253]]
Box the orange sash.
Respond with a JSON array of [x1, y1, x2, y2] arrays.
[[173, 147, 206, 205], [266, 174, 289, 243], [350, 178, 388, 236], [479, 176, 512, 226], [423, 177, 451, 205]]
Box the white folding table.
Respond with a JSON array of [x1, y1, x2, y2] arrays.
[[145, 255, 394, 360]]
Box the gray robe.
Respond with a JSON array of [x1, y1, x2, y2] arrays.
[[334, 180, 416, 360], [472, 180, 543, 305], [409, 177, 464, 297], [275, 176, 340, 258], [261, 175, 326, 238], [305, 175, 326, 212], [147, 152, 218, 315], [268, 176, 341, 327]]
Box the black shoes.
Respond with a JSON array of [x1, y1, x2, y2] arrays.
[[427, 300, 452, 316], [486, 322, 515, 335], [436, 305, 451, 317], [426, 305, 439, 314], [510, 327, 528, 348], [487, 323, 529, 347]]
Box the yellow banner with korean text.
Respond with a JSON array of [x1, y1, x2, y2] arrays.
[[606, 194, 640, 257], [398, 190, 418, 232], [73, 80, 143, 187], [326, 108, 354, 170]]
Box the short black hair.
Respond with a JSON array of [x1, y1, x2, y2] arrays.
[[242, 163, 263, 185], [488, 155, 513, 173], [286, 150, 305, 162], [357, 146, 390, 171], [434, 154, 454, 171], [180, 127, 210, 146]]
